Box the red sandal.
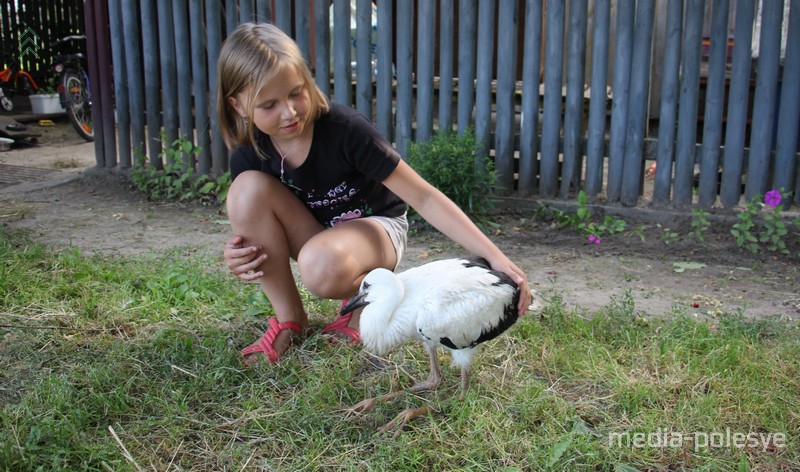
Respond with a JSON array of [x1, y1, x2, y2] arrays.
[[241, 317, 304, 365], [321, 299, 361, 344]]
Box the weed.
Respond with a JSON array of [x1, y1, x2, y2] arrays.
[[689, 208, 710, 243], [659, 224, 680, 245], [131, 136, 230, 204], [540, 191, 627, 243]]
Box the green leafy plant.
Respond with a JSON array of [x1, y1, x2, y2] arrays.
[[759, 190, 789, 255], [35, 76, 58, 95], [407, 129, 497, 226], [730, 199, 760, 254], [541, 191, 627, 244], [689, 209, 710, 243], [131, 136, 230, 204], [730, 190, 794, 255], [659, 225, 680, 245]]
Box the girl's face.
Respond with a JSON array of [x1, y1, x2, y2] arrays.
[[230, 65, 311, 141]]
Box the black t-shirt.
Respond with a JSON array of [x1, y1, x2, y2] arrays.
[[229, 103, 408, 228]]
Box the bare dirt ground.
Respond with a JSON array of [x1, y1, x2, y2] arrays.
[[1, 118, 798, 320]]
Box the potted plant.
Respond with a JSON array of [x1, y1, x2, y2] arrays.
[[29, 77, 64, 114]]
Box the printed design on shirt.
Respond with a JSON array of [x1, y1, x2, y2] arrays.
[[330, 204, 374, 227], [305, 181, 358, 210]]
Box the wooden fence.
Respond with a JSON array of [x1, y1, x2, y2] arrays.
[[86, 0, 798, 210]]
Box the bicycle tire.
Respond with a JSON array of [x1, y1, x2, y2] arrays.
[[60, 69, 94, 142]]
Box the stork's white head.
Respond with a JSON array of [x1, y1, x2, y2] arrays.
[[339, 268, 409, 354]]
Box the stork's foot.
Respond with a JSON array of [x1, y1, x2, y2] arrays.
[[341, 397, 378, 417], [376, 406, 432, 438], [341, 390, 405, 418]]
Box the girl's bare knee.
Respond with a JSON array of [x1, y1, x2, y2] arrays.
[[297, 243, 354, 298]]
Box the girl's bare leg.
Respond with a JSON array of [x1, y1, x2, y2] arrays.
[[226, 171, 322, 360]]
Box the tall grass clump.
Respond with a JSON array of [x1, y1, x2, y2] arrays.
[[1, 226, 798, 471]]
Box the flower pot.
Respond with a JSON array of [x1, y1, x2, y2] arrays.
[[29, 94, 64, 114]]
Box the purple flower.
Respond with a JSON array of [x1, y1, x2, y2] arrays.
[[764, 190, 782, 208], [588, 235, 602, 245]]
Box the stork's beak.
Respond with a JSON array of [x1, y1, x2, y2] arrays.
[[340, 289, 369, 315]]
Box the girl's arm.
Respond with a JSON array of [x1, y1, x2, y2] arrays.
[[383, 160, 532, 315]]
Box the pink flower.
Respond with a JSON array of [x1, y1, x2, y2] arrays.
[[764, 190, 782, 207], [588, 235, 602, 245]]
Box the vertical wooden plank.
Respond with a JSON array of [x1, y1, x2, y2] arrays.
[[585, 0, 610, 198], [256, 0, 272, 23], [314, 0, 331, 98], [294, 0, 311, 61], [652, 0, 682, 206], [82, 0, 102, 167], [356, 0, 374, 118], [173, 0, 194, 150], [775, 0, 799, 204], [518, 0, 542, 197], [376, 0, 393, 139], [141, 0, 162, 165], [90, 0, 116, 168], [189, 0, 210, 173], [457, 0, 477, 135], [620, 0, 655, 207], [607, 0, 634, 202], [239, 0, 254, 23], [474, 0, 495, 160], [121, 0, 145, 161], [561, 0, 588, 199], [539, 0, 564, 198], [672, 0, 704, 207], [274, 0, 292, 34], [495, 0, 517, 194], [745, 0, 785, 200], [720, 0, 755, 207], [158, 1, 179, 150], [416, 0, 435, 142], [206, 0, 226, 175], [395, 0, 413, 157], [108, 0, 130, 168], [333, 0, 352, 105], [226, 0, 238, 33], [697, 0, 730, 208], [438, 0, 455, 133]]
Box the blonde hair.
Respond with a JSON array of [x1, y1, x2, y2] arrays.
[[216, 22, 329, 152]]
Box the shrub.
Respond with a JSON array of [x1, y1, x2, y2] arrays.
[[407, 129, 497, 225]]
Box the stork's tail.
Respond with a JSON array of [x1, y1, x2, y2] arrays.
[[450, 347, 477, 370]]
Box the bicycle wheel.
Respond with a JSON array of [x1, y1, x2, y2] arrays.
[[60, 69, 94, 142]]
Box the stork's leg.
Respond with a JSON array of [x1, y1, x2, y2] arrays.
[[344, 346, 441, 417], [460, 367, 470, 399], [372, 345, 441, 435], [409, 344, 441, 392]]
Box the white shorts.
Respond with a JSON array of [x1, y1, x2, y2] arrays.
[[366, 213, 409, 270]]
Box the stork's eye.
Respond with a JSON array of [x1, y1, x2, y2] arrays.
[[363, 282, 371, 289]]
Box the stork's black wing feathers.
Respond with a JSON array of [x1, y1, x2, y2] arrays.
[[432, 257, 521, 350]]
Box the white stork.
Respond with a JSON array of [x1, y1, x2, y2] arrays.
[[339, 256, 521, 434]]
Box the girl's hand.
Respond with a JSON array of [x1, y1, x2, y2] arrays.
[[224, 235, 267, 280], [490, 257, 532, 316]]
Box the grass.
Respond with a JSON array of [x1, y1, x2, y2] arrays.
[[1, 226, 798, 471]]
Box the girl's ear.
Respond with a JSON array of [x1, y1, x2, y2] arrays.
[[227, 96, 246, 118]]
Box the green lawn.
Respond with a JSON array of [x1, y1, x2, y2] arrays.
[[1, 227, 797, 471]]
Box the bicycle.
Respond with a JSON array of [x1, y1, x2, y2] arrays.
[[51, 35, 93, 142], [0, 55, 39, 112]]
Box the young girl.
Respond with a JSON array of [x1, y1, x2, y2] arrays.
[[217, 22, 531, 365]]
